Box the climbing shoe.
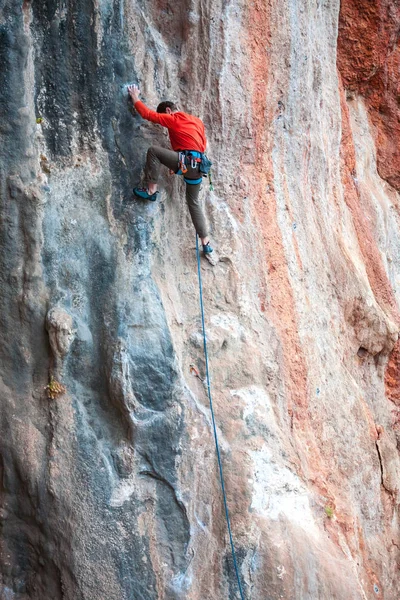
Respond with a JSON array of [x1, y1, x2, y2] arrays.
[[202, 242, 219, 266], [133, 187, 159, 201]]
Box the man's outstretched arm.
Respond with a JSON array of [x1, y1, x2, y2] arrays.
[[128, 85, 175, 127]]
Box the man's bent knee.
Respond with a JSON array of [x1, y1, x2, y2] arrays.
[[146, 146, 157, 159]]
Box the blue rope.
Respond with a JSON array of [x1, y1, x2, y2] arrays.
[[195, 235, 246, 600]]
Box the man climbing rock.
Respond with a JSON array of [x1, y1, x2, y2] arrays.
[[128, 85, 215, 260]]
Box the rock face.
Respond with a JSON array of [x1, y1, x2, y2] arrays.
[[0, 1, 399, 599], [338, 0, 400, 191]]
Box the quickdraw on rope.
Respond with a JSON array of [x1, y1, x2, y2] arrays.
[[195, 235, 245, 600]]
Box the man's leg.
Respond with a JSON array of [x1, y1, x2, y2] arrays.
[[144, 146, 179, 193], [185, 181, 209, 245]]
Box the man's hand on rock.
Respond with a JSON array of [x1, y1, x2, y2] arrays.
[[128, 84, 140, 103]]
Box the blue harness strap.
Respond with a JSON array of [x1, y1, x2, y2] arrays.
[[184, 176, 203, 185]]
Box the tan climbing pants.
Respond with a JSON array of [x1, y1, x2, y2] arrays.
[[144, 145, 208, 238]]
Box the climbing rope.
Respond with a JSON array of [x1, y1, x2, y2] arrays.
[[195, 235, 246, 600]]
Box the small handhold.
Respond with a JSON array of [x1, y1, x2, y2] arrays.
[[40, 154, 51, 174], [45, 376, 66, 400], [46, 307, 75, 360], [189, 364, 201, 379], [204, 249, 219, 266]]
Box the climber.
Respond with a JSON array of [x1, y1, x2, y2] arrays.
[[128, 84, 214, 257]]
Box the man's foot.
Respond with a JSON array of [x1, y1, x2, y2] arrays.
[[202, 242, 219, 266], [133, 187, 159, 201], [202, 242, 213, 254]]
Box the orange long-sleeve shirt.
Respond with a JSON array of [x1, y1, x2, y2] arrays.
[[134, 100, 207, 153]]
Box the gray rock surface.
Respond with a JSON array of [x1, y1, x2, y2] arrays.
[[0, 1, 399, 599]]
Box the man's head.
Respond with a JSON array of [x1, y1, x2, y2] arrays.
[[157, 101, 178, 115]]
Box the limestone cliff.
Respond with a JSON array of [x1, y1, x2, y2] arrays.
[[0, 1, 399, 599]]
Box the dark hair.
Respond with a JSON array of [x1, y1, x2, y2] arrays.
[[157, 101, 178, 113]]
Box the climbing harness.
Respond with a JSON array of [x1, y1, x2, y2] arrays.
[[195, 235, 245, 600], [174, 151, 214, 190]]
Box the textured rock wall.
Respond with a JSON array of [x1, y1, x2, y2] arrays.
[[0, 1, 399, 599]]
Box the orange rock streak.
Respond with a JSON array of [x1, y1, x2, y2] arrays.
[[338, 0, 400, 191], [246, 1, 308, 418], [385, 339, 400, 407], [338, 76, 399, 324]]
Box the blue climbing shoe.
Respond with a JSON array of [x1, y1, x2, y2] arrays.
[[133, 187, 159, 201], [202, 241, 218, 265]]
